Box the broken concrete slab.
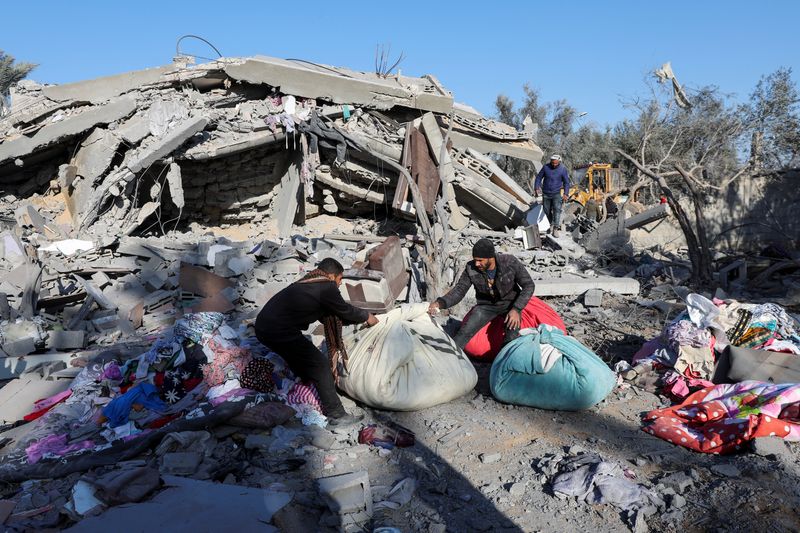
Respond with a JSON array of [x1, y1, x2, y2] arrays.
[[42, 65, 172, 104], [114, 113, 151, 145], [273, 154, 303, 239], [533, 276, 640, 297], [179, 262, 235, 298], [225, 56, 452, 113], [624, 203, 670, 230], [0, 98, 137, 166], [73, 128, 123, 184], [126, 117, 208, 174], [66, 475, 291, 532], [0, 376, 71, 424], [449, 130, 544, 165]]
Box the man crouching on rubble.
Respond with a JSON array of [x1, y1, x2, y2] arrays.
[[255, 258, 378, 426], [428, 238, 534, 350]]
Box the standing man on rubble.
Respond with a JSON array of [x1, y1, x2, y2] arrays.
[[534, 154, 570, 237], [428, 239, 534, 350], [255, 258, 378, 427]]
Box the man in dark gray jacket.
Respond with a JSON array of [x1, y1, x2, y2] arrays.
[[428, 239, 535, 350]]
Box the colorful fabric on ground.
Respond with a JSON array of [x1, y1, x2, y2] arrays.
[[240, 359, 276, 393], [23, 389, 73, 422], [642, 380, 800, 454], [201, 339, 253, 387], [26, 433, 95, 464], [174, 312, 225, 344], [286, 382, 323, 412]]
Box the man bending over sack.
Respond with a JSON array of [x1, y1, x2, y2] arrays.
[[255, 258, 378, 426], [428, 238, 535, 350]]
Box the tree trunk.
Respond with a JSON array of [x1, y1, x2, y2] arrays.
[[616, 150, 713, 287]]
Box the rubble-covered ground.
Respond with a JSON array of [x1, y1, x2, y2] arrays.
[[0, 53, 798, 533]]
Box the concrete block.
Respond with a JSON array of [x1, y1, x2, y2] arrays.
[[317, 471, 373, 516], [479, 453, 502, 464], [1, 337, 37, 357], [583, 288, 604, 307], [161, 452, 202, 476], [533, 276, 640, 297], [0, 351, 80, 380], [46, 330, 87, 350]]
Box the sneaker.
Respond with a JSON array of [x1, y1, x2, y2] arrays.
[[552, 228, 560, 238], [327, 412, 365, 427]]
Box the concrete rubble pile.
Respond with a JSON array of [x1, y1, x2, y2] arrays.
[[0, 54, 706, 532]]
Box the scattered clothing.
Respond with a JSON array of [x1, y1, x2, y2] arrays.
[[102, 383, 167, 428], [358, 424, 415, 449], [26, 433, 95, 464], [551, 453, 662, 512]]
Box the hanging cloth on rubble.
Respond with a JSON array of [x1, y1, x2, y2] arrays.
[[295, 112, 363, 163], [295, 269, 348, 382]]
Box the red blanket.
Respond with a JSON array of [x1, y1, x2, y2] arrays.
[[463, 296, 567, 361]]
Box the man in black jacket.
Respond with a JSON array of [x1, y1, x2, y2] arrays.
[[255, 258, 378, 426], [428, 239, 535, 350]]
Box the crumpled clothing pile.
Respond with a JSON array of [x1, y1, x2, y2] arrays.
[[547, 453, 663, 513]]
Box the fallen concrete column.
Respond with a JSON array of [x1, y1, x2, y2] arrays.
[[533, 276, 640, 297], [42, 65, 172, 103], [0, 97, 137, 166], [624, 203, 670, 230], [315, 170, 385, 203], [225, 56, 452, 113]]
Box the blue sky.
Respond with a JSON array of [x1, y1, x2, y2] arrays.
[[4, 1, 799, 128]]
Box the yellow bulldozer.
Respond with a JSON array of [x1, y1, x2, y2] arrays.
[[566, 163, 628, 221]]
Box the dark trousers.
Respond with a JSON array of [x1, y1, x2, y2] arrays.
[[453, 301, 520, 351], [256, 332, 346, 418], [542, 193, 563, 229]]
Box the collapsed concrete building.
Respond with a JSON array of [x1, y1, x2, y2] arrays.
[[0, 55, 543, 239]]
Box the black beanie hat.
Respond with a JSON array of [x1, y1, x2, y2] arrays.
[[472, 238, 496, 258]]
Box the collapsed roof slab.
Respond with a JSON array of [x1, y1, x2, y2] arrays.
[[449, 130, 544, 168], [225, 56, 453, 114], [0, 97, 137, 167], [42, 65, 173, 104]]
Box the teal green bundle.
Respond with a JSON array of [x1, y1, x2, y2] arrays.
[[490, 325, 616, 411]]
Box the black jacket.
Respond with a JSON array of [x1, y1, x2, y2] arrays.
[[255, 280, 369, 342], [437, 253, 534, 311]]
